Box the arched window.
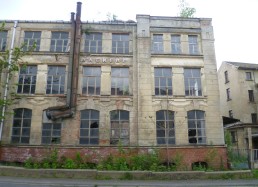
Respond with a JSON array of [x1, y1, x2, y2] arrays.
[[187, 110, 206, 144], [11, 108, 32, 144], [110, 110, 129, 145], [156, 110, 175, 145], [80, 109, 99, 145]]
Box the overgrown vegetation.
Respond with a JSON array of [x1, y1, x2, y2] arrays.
[[23, 148, 188, 171], [178, 0, 196, 18], [225, 130, 248, 168]]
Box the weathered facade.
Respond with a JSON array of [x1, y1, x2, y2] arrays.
[[0, 6, 226, 169], [218, 61, 258, 150]]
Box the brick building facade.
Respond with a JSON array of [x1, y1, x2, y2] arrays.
[[0, 6, 226, 169]]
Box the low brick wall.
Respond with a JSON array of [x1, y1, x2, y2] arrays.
[[0, 145, 228, 170]]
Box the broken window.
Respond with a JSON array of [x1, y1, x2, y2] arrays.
[[188, 110, 206, 144], [80, 109, 99, 145], [156, 110, 175, 145], [41, 123, 61, 144], [11, 108, 32, 144], [110, 110, 129, 145], [17, 65, 37, 94]]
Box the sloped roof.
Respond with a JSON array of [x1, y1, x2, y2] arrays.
[[226, 61, 258, 70]]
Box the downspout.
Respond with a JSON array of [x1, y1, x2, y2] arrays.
[[66, 12, 75, 108], [45, 2, 82, 120], [0, 21, 18, 141], [71, 2, 82, 109]]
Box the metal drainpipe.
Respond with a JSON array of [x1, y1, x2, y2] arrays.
[[67, 12, 75, 106], [71, 2, 82, 109], [0, 21, 18, 141]]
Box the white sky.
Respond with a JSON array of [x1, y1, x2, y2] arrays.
[[0, 0, 257, 69]]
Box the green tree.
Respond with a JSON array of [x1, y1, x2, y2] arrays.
[[178, 0, 196, 18], [0, 22, 35, 121]]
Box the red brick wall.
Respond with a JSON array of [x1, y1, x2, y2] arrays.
[[0, 145, 227, 170]]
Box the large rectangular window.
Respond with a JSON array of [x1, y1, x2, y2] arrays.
[[112, 33, 129, 54], [156, 110, 175, 145], [42, 123, 61, 144], [46, 66, 65, 94], [152, 34, 163, 53], [23, 31, 41, 51], [184, 68, 202, 96], [154, 68, 172, 96], [188, 110, 206, 144], [11, 108, 32, 144], [17, 65, 37, 94], [188, 35, 199, 54], [248, 90, 254, 102], [171, 35, 181, 54], [0, 31, 7, 51], [111, 67, 129, 95], [80, 110, 99, 145], [50, 32, 69, 52], [110, 110, 129, 145], [82, 67, 101, 95], [84, 33, 102, 53]]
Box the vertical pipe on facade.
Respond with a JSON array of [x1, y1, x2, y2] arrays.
[[0, 21, 18, 141], [71, 2, 82, 109], [67, 12, 75, 106]]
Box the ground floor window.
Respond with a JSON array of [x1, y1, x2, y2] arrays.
[[187, 110, 206, 144], [110, 110, 129, 145], [11, 108, 32, 144], [156, 110, 175, 145], [41, 123, 61, 144], [80, 109, 99, 145]]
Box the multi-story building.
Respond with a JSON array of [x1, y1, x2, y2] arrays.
[[218, 61, 258, 152], [0, 3, 226, 169]]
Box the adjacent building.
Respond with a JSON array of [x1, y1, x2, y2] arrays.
[[0, 3, 226, 170], [218, 61, 258, 153]]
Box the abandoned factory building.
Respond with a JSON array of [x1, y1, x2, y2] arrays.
[[0, 3, 227, 169]]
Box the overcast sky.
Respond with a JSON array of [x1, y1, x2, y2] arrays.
[[1, 0, 257, 69]]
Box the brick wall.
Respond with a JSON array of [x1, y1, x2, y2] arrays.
[[0, 146, 227, 170]]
